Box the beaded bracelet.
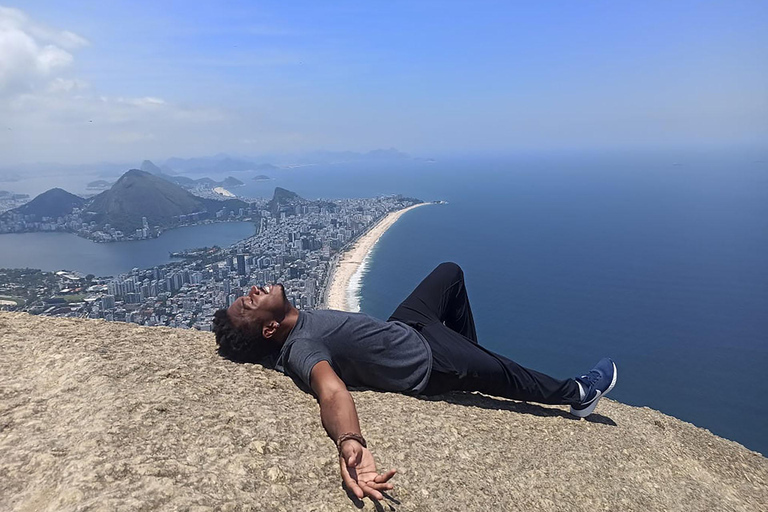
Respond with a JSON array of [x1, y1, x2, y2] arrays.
[[336, 432, 367, 456]]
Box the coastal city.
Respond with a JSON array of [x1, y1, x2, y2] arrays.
[[0, 193, 424, 331]]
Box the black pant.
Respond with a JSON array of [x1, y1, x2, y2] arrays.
[[388, 262, 580, 405]]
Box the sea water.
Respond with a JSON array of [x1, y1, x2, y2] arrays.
[[355, 150, 767, 455]]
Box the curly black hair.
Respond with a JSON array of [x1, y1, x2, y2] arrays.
[[211, 308, 279, 363]]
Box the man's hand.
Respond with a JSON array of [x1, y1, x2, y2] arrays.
[[310, 362, 396, 500], [339, 440, 396, 500]]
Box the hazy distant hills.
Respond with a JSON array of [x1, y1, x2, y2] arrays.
[[162, 156, 264, 174], [86, 180, 113, 190], [293, 148, 410, 164], [87, 170, 247, 233], [140, 160, 165, 176], [139, 160, 244, 190], [13, 188, 86, 219], [0, 149, 420, 185], [159, 148, 411, 173]]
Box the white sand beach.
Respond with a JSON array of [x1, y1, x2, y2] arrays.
[[325, 203, 428, 311], [212, 186, 235, 197]]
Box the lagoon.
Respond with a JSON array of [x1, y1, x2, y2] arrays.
[[0, 222, 256, 277]]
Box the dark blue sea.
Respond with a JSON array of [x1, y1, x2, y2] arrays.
[[337, 150, 767, 456], [3, 148, 766, 454]]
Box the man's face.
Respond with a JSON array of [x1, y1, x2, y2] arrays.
[[226, 284, 288, 337]]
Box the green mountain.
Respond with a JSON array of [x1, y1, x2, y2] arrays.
[[11, 188, 86, 219], [268, 187, 303, 216], [222, 176, 244, 188], [87, 170, 247, 233]]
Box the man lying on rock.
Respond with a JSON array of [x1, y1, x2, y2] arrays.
[[212, 262, 617, 500]]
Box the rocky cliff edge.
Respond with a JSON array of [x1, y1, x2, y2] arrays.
[[1, 312, 766, 511]]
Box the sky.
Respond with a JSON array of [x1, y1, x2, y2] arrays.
[[1, 1, 766, 165]]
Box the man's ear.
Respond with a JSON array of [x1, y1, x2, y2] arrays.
[[262, 320, 280, 339]]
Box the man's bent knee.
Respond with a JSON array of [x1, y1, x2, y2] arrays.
[[435, 261, 463, 278]]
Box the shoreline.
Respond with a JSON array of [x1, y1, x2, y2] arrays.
[[325, 202, 429, 311]]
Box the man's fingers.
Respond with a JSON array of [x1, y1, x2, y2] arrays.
[[374, 469, 397, 483], [359, 482, 384, 501], [368, 481, 394, 491], [340, 459, 364, 499]]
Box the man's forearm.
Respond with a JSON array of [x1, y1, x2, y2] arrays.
[[318, 388, 362, 443]]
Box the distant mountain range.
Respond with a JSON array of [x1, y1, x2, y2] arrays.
[[162, 156, 273, 174], [288, 148, 411, 165], [0, 149, 420, 187], [140, 160, 244, 189], [86, 166, 244, 192], [86, 180, 114, 191], [159, 148, 412, 173], [3, 170, 249, 234]]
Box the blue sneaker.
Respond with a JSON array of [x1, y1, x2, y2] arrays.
[[570, 358, 617, 418]]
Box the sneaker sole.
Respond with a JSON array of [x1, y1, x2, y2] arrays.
[[570, 361, 617, 418]]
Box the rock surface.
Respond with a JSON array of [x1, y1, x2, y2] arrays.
[[1, 312, 766, 511]]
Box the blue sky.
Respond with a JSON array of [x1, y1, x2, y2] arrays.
[[1, 1, 766, 164]]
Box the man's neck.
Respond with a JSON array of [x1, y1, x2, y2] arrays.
[[273, 306, 300, 346]]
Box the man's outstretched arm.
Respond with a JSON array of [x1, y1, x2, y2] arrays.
[[309, 361, 396, 500]]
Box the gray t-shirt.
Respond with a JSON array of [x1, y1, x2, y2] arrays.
[[275, 309, 432, 394]]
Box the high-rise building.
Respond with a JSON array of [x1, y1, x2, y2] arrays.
[[236, 254, 246, 276], [172, 273, 183, 291], [101, 295, 115, 310]]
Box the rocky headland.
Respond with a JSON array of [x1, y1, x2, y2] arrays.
[[1, 312, 766, 511]]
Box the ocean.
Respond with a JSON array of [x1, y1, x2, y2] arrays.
[[1, 148, 766, 454], [355, 150, 767, 455]]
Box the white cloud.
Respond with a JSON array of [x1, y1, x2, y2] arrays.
[[1, 81, 237, 164], [47, 77, 88, 93], [117, 96, 167, 107], [36, 44, 73, 72], [0, 6, 86, 95], [0, 5, 24, 28], [0, 7, 88, 48], [56, 30, 89, 49], [0, 7, 335, 165], [0, 7, 239, 164]]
